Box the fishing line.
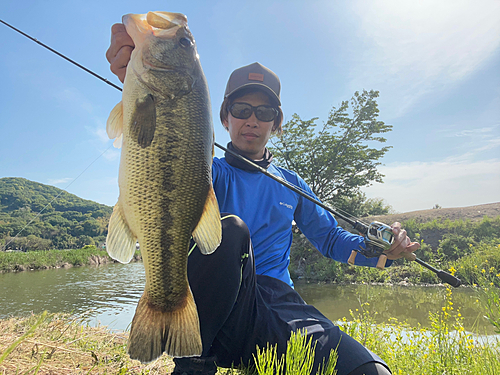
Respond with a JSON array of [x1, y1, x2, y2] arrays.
[[0, 18, 462, 287], [0, 19, 123, 92], [0, 18, 363, 227], [1, 144, 115, 251]]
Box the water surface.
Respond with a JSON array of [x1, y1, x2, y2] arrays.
[[0, 262, 494, 334]]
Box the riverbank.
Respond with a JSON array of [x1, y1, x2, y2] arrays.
[[1, 285, 499, 374], [0, 246, 141, 273], [290, 216, 500, 286]]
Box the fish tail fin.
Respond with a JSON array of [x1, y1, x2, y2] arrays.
[[128, 290, 202, 362]]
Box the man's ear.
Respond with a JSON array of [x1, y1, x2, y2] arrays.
[[223, 119, 229, 131]]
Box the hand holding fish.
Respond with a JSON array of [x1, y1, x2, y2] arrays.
[[106, 23, 134, 83]]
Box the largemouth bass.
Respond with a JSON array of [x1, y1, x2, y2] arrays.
[[105, 11, 221, 363]]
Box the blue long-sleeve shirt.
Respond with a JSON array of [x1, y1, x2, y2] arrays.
[[212, 157, 382, 287]]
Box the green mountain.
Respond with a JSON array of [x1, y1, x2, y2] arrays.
[[0, 177, 112, 250]]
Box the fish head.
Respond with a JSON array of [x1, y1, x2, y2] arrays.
[[123, 12, 201, 98]]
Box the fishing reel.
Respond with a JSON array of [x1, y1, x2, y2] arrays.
[[348, 221, 396, 269]]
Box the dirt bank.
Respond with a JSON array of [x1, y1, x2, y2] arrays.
[[366, 202, 500, 224]]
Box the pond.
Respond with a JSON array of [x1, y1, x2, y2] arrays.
[[0, 262, 495, 335]]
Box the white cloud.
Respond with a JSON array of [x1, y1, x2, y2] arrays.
[[47, 177, 72, 185], [350, 0, 500, 116], [363, 157, 500, 213]]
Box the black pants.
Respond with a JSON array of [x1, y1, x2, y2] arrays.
[[186, 214, 390, 375]]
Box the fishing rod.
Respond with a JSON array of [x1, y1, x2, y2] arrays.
[[0, 18, 461, 287]]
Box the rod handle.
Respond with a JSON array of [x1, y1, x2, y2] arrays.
[[376, 254, 388, 270], [437, 271, 462, 287], [348, 250, 357, 265]]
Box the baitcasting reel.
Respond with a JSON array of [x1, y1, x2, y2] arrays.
[[348, 221, 403, 269]]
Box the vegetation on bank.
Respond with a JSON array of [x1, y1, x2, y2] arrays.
[[0, 177, 112, 251], [0, 245, 141, 273], [2, 216, 499, 290]]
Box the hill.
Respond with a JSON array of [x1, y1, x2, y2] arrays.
[[366, 202, 500, 224], [0, 177, 112, 250]]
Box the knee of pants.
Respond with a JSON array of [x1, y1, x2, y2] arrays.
[[220, 213, 251, 245]]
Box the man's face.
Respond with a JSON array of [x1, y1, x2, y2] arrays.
[[223, 91, 275, 160]]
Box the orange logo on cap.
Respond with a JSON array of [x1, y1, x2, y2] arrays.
[[248, 73, 264, 82]]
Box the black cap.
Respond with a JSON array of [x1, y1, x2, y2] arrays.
[[224, 62, 281, 106]]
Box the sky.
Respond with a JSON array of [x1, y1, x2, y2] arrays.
[[0, 0, 499, 214]]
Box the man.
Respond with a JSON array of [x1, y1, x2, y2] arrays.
[[107, 23, 419, 375]]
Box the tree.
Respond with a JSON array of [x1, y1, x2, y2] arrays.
[[269, 90, 392, 209], [334, 192, 394, 218]]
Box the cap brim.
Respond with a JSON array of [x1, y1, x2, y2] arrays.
[[225, 83, 281, 106]]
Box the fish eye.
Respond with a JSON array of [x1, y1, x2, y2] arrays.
[[179, 37, 193, 48]]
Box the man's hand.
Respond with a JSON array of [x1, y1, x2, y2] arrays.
[[106, 23, 134, 83], [384, 222, 420, 260]]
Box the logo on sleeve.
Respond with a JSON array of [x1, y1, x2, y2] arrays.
[[280, 201, 293, 210]]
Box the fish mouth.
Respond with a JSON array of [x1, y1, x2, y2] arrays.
[[123, 12, 188, 39]]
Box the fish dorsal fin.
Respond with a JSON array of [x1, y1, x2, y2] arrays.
[[192, 186, 222, 255], [107, 101, 124, 140], [131, 94, 156, 148], [106, 202, 137, 263]]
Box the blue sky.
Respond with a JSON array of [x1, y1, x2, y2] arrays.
[[1, 0, 499, 213]]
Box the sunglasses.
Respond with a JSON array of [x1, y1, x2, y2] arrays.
[[229, 102, 278, 122]]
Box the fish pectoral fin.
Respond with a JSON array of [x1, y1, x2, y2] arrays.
[[106, 202, 137, 263], [131, 94, 156, 148], [192, 187, 222, 255], [113, 134, 123, 149], [106, 101, 124, 140]]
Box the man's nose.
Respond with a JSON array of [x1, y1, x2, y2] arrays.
[[245, 112, 259, 127]]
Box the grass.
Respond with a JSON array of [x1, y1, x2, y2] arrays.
[[0, 311, 175, 374], [0, 246, 141, 273]]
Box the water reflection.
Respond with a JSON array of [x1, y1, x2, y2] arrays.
[[0, 263, 494, 334]]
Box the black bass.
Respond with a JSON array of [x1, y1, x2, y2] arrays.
[[105, 11, 221, 362]]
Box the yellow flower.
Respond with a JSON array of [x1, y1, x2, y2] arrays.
[[482, 269, 486, 274]]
